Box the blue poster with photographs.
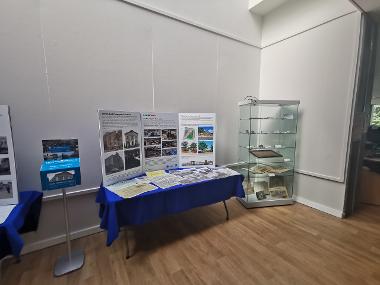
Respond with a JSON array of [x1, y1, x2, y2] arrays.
[[40, 139, 81, 191]]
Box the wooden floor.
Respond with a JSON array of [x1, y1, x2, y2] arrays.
[[3, 200, 380, 285]]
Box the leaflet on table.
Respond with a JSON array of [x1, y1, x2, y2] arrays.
[[98, 110, 143, 186], [149, 174, 182, 189], [168, 167, 240, 185], [142, 113, 179, 171], [107, 179, 157, 199], [145, 170, 167, 178], [0, 105, 18, 205], [0, 204, 16, 224], [178, 113, 216, 168]]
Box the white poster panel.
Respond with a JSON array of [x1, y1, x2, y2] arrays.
[[98, 110, 143, 186], [142, 113, 179, 171], [0, 105, 18, 205], [178, 113, 216, 168]]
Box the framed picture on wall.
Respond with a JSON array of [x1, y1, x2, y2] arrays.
[[0, 105, 19, 205]]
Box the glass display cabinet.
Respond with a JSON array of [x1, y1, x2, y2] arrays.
[[229, 98, 300, 208]]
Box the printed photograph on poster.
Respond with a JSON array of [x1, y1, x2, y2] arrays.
[[103, 130, 123, 152], [198, 140, 213, 153], [42, 139, 79, 161], [0, 158, 11, 175], [124, 128, 140, 149], [144, 137, 161, 146], [162, 148, 177, 156], [162, 140, 177, 148], [183, 127, 195, 140], [0, 181, 13, 199], [104, 151, 125, 175], [198, 126, 214, 140], [0, 105, 19, 205], [181, 141, 197, 154], [144, 129, 161, 137], [47, 170, 75, 182], [144, 146, 161, 158], [162, 129, 177, 140], [125, 149, 141, 169], [0, 137, 8, 154]]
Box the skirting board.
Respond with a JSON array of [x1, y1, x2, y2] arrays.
[[294, 196, 343, 218], [21, 225, 103, 255]]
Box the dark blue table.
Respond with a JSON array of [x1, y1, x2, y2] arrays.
[[96, 173, 245, 256], [0, 191, 43, 259]]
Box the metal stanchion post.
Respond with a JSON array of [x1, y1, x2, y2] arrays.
[[54, 188, 85, 277]]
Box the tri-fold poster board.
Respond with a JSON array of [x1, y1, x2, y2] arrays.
[[0, 105, 18, 205], [98, 111, 216, 186]]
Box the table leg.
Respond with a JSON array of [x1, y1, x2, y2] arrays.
[[223, 200, 229, 221], [0, 258, 3, 281], [125, 228, 130, 259]]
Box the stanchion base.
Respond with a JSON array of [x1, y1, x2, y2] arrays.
[[54, 250, 85, 277]]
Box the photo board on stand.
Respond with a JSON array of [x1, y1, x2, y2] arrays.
[[98, 110, 143, 186], [141, 112, 179, 171], [178, 113, 216, 168], [98, 111, 217, 187], [0, 105, 18, 205]]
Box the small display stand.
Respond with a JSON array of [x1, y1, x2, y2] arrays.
[[40, 139, 84, 277], [54, 187, 84, 277]]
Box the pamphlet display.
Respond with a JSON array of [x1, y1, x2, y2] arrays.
[[98, 111, 143, 186], [0, 105, 18, 205], [141, 112, 179, 171], [106, 167, 240, 199], [40, 139, 81, 191], [178, 113, 216, 168], [39, 139, 84, 276]]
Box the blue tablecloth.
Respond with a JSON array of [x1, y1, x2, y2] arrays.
[[0, 191, 43, 259], [96, 174, 245, 246]]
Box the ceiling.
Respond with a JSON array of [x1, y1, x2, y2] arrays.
[[350, 0, 380, 22], [248, 0, 289, 16]]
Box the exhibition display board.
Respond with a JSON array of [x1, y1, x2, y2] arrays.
[[0, 105, 18, 205], [98, 111, 143, 186], [178, 113, 216, 168], [98, 111, 216, 187], [142, 113, 179, 171]]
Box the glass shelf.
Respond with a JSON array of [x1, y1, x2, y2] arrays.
[[239, 145, 295, 150], [240, 117, 295, 121], [239, 132, 297, 135]]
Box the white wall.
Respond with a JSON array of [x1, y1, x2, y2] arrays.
[[128, 0, 262, 46], [0, 0, 363, 253], [0, 0, 261, 250], [260, 2, 362, 216], [261, 0, 356, 47]]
